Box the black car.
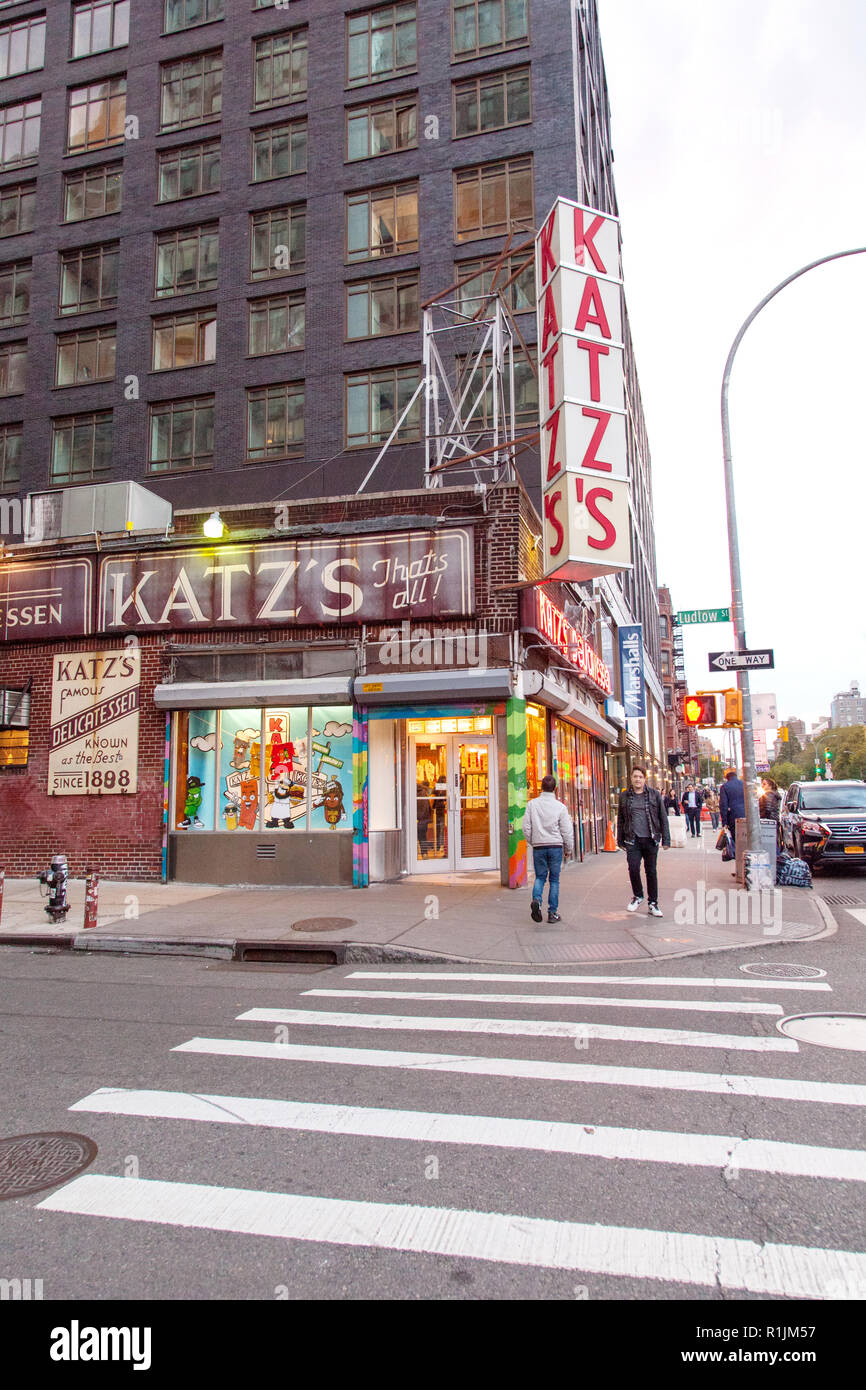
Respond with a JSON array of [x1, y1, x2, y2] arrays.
[[781, 780, 866, 867]]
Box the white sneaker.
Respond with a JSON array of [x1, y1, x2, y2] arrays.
[[627, 897, 643, 913], [648, 903, 664, 918]]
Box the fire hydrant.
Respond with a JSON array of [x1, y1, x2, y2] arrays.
[[36, 854, 70, 922]]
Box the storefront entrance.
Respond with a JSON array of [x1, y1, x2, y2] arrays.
[[409, 733, 498, 872]]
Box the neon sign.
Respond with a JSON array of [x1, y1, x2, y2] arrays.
[[524, 589, 612, 696]]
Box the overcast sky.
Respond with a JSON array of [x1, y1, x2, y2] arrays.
[[597, 0, 866, 730]]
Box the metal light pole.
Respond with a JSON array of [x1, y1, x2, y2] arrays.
[[720, 246, 866, 857]]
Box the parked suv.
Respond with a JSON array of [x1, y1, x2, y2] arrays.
[[781, 780, 866, 867]]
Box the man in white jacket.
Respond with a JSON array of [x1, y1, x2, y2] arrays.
[[522, 774, 575, 923]]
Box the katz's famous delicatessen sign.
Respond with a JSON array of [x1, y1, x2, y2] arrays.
[[535, 197, 632, 581], [48, 649, 140, 796]]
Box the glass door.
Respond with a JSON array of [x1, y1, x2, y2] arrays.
[[408, 734, 497, 872]]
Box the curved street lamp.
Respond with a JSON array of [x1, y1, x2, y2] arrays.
[[721, 247, 866, 861]]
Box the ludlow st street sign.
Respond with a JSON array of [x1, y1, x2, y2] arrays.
[[675, 607, 730, 625]]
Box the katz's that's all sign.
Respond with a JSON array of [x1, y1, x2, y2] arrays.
[[535, 197, 632, 582]]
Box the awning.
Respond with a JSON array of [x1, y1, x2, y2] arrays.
[[354, 667, 512, 705], [153, 677, 352, 709], [521, 671, 618, 745]]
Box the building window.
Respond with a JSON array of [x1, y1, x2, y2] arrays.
[[72, 1, 129, 57], [164, 0, 224, 32], [67, 77, 127, 154], [0, 259, 30, 327], [455, 250, 534, 313], [346, 181, 418, 263], [157, 140, 221, 202], [345, 364, 421, 447], [0, 13, 45, 78], [452, 0, 529, 60], [246, 383, 304, 460], [346, 94, 418, 161], [152, 308, 216, 370], [0, 181, 35, 237], [253, 29, 308, 109], [59, 242, 118, 315], [248, 291, 304, 355], [251, 119, 306, 181], [453, 65, 530, 138], [249, 205, 305, 280], [0, 99, 41, 169], [664, 686, 673, 712], [346, 271, 419, 340], [155, 223, 218, 297], [347, 3, 417, 87], [63, 164, 123, 222], [55, 325, 117, 386], [160, 51, 222, 132], [454, 155, 532, 242], [50, 411, 113, 483], [0, 341, 25, 396], [149, 395, 214, 472], [456, 348, 537, 430], [0, 422, 21, 491], [661, 650, 671, 678]]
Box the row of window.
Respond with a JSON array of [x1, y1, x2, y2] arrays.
[[0, 2, 529, 75], [0, 354, 538, 486], [0, 59, 531, 179]]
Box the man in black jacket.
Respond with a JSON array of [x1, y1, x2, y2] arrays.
[[681, 782, 705, 838], [617, 765, 671, 917]]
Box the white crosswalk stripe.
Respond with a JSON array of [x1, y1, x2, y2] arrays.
[[38, 965, 866, 1297], [37, 1175, 866, 1299], [235, 1005, 797, 1052]]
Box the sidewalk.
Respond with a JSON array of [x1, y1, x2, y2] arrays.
[[0, 826, 833, 965]]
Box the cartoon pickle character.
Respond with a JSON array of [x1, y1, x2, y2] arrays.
[[180, 775, 205, 828], [322, 778, 344, 829], [238, 777, 259, 830]]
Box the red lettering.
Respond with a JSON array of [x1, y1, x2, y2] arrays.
[[538, 208, 557, 284], [541, 285, 560, 353], [542, 342, 559, 412], [544, 490, 564, 557], [545, 407, 563, 481], [581, 408, 613, 472], [574, 210, 607, 273], [574, 478, 617, 551], [575, 277, 612, 338], [577, 338, 609, 402]]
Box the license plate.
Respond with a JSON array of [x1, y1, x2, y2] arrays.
[[844, 845, 864, 854]]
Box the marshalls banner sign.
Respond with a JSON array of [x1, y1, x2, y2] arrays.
[[535, 197, 632, 580], [48, 649, 140, 796]]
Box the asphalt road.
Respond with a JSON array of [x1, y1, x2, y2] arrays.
[[1, 869, 865, 1312]]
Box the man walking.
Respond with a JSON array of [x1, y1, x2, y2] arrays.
[[680, 781, 704, 837], [617, 765, 670, 917], [523, 774, 574, 924], [720, 768, 746, 844]]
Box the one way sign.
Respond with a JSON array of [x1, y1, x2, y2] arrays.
[[708, 649, 774, 672]]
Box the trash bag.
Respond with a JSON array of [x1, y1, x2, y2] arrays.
[[777, 856, 812, 888]]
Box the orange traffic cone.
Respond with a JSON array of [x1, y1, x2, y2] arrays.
[[602, 821, 618, 852]]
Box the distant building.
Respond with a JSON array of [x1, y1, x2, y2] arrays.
[[784, 717, 807, 745], [831, 682, 866, 728], [811, 717, 831, 740], [658, 586, 699, 781]]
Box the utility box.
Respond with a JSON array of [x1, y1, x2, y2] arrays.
[[24, 482, 172, 543], [735, 817, 778, 884]]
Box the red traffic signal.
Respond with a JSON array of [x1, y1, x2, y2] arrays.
[[684, 694, 718, 727]]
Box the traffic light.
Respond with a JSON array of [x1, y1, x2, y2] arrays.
[[684, 694, 718, 727], [825, 748, 833, 780], [723, 690, 743, 727], [779, 726, 789, 742]]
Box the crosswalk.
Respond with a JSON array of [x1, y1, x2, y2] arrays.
[[37, 965, 866, 1299]]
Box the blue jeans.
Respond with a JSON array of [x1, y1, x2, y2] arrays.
[[710, 811, 720, 830], [532, 846, 563, 913]]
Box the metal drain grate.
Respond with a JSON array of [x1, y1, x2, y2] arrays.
[[291, 916, 357, 934], [822, 895, 866, 907], [740, 963, 827, 980], [0, 1132, 98, 1200]]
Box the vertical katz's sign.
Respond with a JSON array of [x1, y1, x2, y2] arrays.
[[48, 649, 140, 796], [535, 198, 632, 580]]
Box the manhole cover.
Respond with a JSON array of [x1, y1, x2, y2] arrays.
[[740, 963, 827, 979], [0, 1132, 98, 1200], [291, 917, 356, 934], [778, 1014, 866, 1052]]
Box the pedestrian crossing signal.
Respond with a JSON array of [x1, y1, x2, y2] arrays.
[[684, 694, 718, 727], [723, 690, 743, 727]]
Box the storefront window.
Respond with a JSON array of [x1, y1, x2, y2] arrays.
[[263, 707, 307, 829], [174, 708, 216, 829], [218, 707, 261, 831], [525, 702, 547, 802], [310, 706, 353, 831]]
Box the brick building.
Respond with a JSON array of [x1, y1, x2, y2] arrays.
[[0, 0, 663, 888]]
